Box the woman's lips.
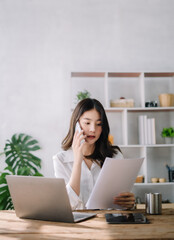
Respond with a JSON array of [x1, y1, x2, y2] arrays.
[[87, 135, 95, 140]]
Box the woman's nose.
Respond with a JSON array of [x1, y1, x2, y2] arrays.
[[89, 124, 95, 132]]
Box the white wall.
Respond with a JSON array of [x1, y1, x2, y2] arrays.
[[0, 0, 174, 176]]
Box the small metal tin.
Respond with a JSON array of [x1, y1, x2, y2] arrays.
[[145, 193, 162, 215]]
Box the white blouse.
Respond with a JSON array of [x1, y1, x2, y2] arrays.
[[53, 149, 123, 210]]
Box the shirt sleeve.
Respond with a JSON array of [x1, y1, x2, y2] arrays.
[[113, 150, 124, 159], [53, 153, 84, 210], [66, 183, 84, 210]]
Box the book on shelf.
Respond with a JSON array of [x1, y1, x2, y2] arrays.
[[138, 115, 156, 145]]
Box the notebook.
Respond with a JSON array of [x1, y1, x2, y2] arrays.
[[6, 175, 96, 223], [86, 157, 144, 209]]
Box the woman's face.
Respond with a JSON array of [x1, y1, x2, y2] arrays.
[[79, 108, 102, 145]]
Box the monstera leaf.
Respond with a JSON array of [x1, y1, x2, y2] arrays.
[[0, 166, 14, 210], [0, 133, 43, 210], [4, 133, 42, 175]]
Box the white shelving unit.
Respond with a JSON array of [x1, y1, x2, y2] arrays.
[[71, 72, 174, 203]]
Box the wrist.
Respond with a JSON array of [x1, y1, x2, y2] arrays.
[[73, 159, 82, 167]]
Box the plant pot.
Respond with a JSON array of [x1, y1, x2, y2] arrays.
[[164, 137, 173, 144]]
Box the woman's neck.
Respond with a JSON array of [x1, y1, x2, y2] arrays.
[[82, 143, 95, 157]]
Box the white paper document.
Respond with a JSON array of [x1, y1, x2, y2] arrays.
[[86, 157, 144, 210]]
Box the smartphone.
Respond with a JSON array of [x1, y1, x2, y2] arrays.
[[75, 122, 85, 144], [105, 213, 149, 224]]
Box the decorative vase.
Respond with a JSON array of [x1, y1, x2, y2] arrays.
[[159, 93, 174, 107]]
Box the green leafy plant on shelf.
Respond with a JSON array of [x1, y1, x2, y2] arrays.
[[0, 133, 43, 210], [76, 90, 91, 102], [161, 127, 174, 137]]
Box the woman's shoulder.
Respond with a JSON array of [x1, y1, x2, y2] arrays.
[[53, 149, 73, 163], [113, 149, 123, 159]]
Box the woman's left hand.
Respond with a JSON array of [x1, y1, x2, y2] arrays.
[[113, 192, 135, 210]]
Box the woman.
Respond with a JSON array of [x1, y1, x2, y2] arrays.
[[53, 98, 135, 210]]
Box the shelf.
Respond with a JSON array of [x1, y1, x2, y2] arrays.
[[71, 71, 174, 78], [119, 145, 145, 148], [71, 71, 174, 202], [71, 72, 105, 77], [105, 108, 124, 112], [119, 144, 174, 148], [134, 182, 174, 186], [144, 72, 174, 77], [105, 107, 174, 112], [108, 72, 141, 78], [146, 144, 174, 147]]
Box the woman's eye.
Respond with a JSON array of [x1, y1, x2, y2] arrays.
[[85, 122, 90, 125], [97, 123, 102, 126]]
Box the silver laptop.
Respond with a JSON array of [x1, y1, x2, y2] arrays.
[[6, 175, 96, 223]]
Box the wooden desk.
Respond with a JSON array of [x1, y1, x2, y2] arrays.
[[0, 205, 174, 240]]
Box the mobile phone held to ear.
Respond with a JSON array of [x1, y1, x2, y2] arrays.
[[75, 122, 85, 144]]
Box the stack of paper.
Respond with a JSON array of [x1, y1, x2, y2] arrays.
[[138, 115, 156, 145]]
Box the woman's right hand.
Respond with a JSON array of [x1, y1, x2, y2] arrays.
[[72, 130, 86, 164], [70, 130, 86, 196]]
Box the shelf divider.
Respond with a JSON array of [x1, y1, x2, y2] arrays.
[[104, 72, 109, 108], [122, 109, 128, 145], [140, 72, 145, 108]]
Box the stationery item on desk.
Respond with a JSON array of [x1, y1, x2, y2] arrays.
[[138, 115, 156, 145], [105, 213, 149, 224], [145, 193, 162, 215], [6, 176, 96, 223], [86, 157, 144, 210]]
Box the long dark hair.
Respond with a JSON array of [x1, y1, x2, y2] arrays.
[[62, 98, 120, 167]]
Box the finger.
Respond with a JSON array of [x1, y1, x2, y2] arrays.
[[115, 195, 135, 202], [73, 130, 77, 140], [114, 196, 135, 201], [79, 136, 86, 149], [73, 130, 79, 143], [77, 130, 85, 139], [114, 196, 135, 204], [78, 133, 86, 144], [73, 130, 85, 144], [113, 200, 135, 208], [114, 199, 135, 205], [119, 205, 134, 210], [79, 133, 86, 140], [118, 192, 134, 197], [114, 203, 134, 208], [114, 199, 135, 204]]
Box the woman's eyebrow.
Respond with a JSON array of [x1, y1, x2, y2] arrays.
[[83, 118, 101, 121]]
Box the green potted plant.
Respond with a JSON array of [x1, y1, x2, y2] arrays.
[[0, 133, 43, 210], [161, 127, 174, 144], [76, 89, 91, 102]]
